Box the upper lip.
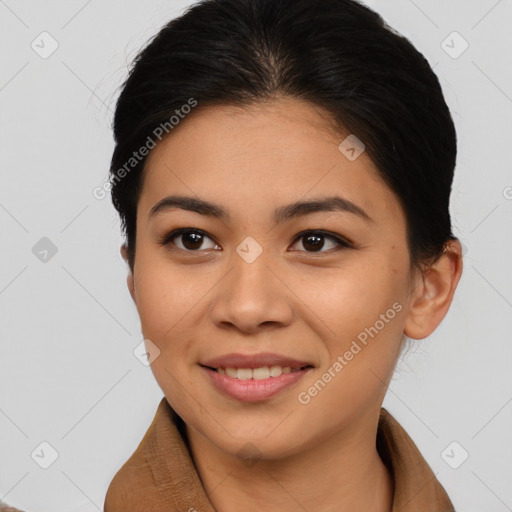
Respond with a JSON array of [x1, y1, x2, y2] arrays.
[[201, 352, 314, 370]]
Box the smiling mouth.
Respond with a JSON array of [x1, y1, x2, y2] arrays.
[[200, 364, 314, 380]]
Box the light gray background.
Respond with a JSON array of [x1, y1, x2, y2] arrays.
[[1, 0, 511, 510]]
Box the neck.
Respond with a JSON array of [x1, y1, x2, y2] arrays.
[[185, 406, 394, 512]]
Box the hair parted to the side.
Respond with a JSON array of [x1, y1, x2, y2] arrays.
[[109, 0, 458, 273]]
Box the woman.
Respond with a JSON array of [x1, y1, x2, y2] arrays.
[[103, 0, 463, 510]]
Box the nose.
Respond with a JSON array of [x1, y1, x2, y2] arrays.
[[208, 251, 294, 334]]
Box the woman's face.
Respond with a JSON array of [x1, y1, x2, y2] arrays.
[[128, 96, 420, 459]]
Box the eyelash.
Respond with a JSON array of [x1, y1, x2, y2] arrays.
[[158, 228, 353, 254]]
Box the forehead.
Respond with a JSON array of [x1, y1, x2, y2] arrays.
[[138, 98, 401, 224]]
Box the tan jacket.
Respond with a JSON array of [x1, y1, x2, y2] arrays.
[[104, 397, 455, 511]]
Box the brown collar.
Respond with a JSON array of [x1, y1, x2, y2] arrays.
[[104, 397, 454, 511]]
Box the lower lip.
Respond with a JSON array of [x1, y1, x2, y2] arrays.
[[201, 366, 312, 402]]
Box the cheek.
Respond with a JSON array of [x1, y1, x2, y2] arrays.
[[131, 251, 219, 396], [299, 258, 406, 339], [294, 259, 407, 395], [133, 251, 201, 338], [281, 286, 406, 455], [133, 262, 200, 406]]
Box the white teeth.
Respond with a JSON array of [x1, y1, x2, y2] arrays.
[[226, 367, 238, 378], [269, 365, 283, 377], [236, 368, 253, 380], [218, 365, 304, 379], [252, 366, 270, 380]]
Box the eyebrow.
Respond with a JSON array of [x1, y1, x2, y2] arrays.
[[149, 195, 373, 224]]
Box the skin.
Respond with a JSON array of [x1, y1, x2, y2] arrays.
[[121, 96, 463, 512]]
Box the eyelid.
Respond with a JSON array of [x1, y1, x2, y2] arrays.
[[291, 229, 353, 246], [158, 227, 354, 252], [158, 227, 218, 248]]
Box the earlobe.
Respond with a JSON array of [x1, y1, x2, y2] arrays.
[[404, 240, 463, 340], [120, 244, 136, 304]]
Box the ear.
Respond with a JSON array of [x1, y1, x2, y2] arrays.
[[120, 244, 136, 304], [404, 239, 463, 340]]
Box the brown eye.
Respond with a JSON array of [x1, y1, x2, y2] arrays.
[[290, 230, 351, 253], [160, 229, 220, 251]]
